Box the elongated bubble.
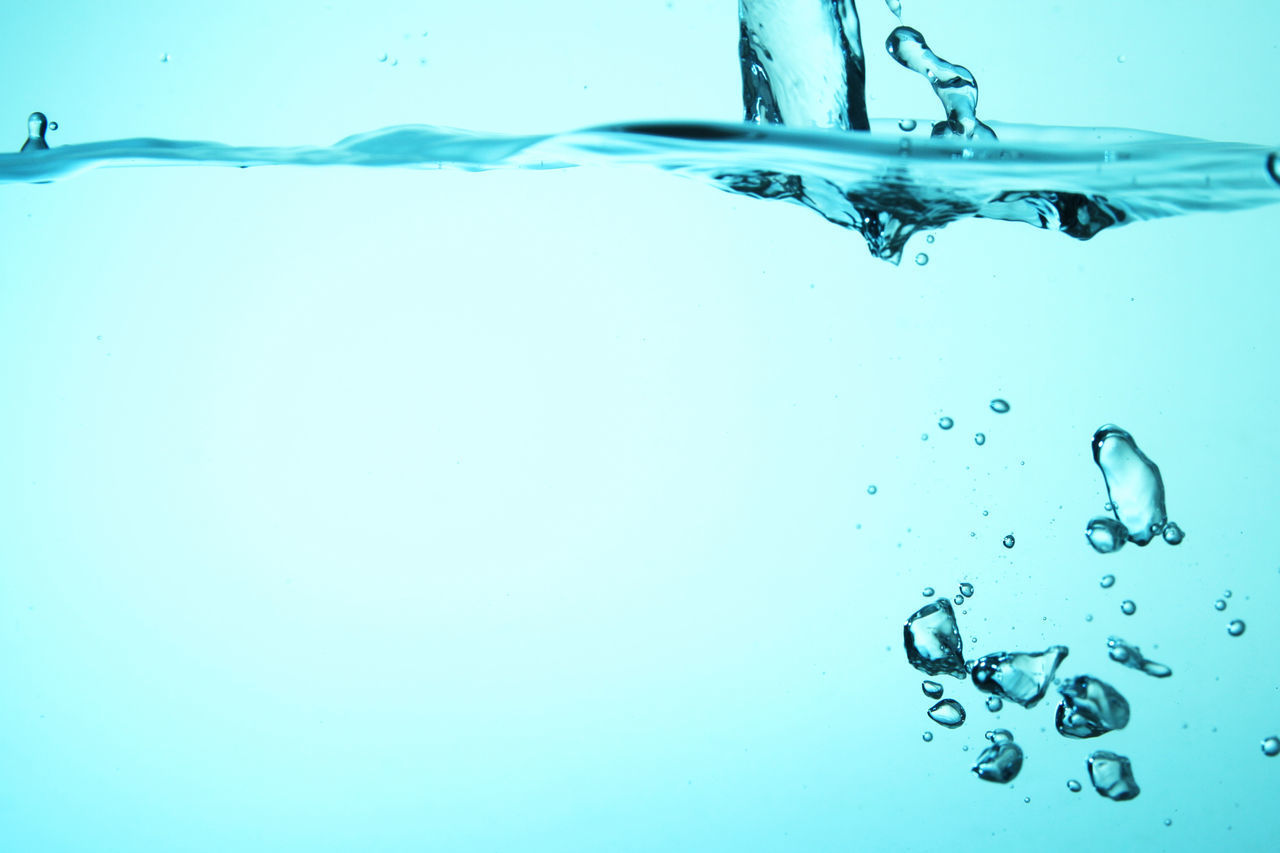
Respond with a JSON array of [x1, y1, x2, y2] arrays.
[[970, 646, 1068, 707], [1106, 637, 1172, 678], [885, 27, 996, 141], [1092, 425, 1168, 546]]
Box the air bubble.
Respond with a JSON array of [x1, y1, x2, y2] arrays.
[[922, 731, 934, 742], [1002, 534, 1015, 549], [914, 252, 929, 266], [1262, 736, 1280, 756], [925, 234, 935, 244], [938, 416, 954, 430], [959, 582, 974, 598], [379, 52, 388, 62], [1121, 600, 1136, 615], [922, 586, 935, 597], [1162, 522, 1184, 545], [1214, 599, 1227, 611], [1067, 779, 1082, 793], [867, 485, 878, 495], [954, 594, 965, 605], [48, 121, 58, 131], [1086, 517, 1128, 554], [985, 696, 1003, 712], [990, 399, 1010, 413], [922, 680, 944, 699], [927, 699, 966, 728], [974, 433, 986, 446], [1100, 574, 1115, 589], [898, 118, 917, 131], [1223, 590, 1232, 598], [1227, 619, 1245, 637]]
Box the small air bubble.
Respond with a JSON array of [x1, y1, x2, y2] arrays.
[[867, 485, 877, 495], [1002, 534, 1015, 549], [1223, 590, 1232, 598], [1163, 819, 1172, 827], [959, 582, 974, 598], [160, 52, 170, 63], [1121, 599, 1136, 615], [1214, 599, 1227, 611], [990, 398, 1010, 413], [954, 594, 964, 605], [914, 252, 929, 266], [378, 52, 388, 62], [1067, 779, 1082, 792], [898, 118, 917, 131], [922, 731, 934, 742], [938, 416, 954, 430], [925, 234, 935, 244], [48, 121, 58, 131], [922, 586, 935, 596], [1262, 736, 1280, 756], [985, 696, 1003, 712], [1100, 574, 1115, 589], [974, 433, 986, 446], [1227, 619, 1246, 637], [921, 433, 929, 441], [1162, 522, 1184, 544], [1116, 54, 1127, 63]]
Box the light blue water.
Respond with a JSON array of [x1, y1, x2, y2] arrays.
[[2, 1, 1280, 851]]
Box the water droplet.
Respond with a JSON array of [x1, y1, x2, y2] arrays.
[[985, 696, 1003, 712], [959, 582, 974, 598], [922, 680, 944, 699], [1214, 599, 1227, 611], [938, 416, 954, 430], [20, 112, 49, 152], [884, 26, 997, 141], [974, 433, 986, 446], [1067, 779, 1082, 793], [867, 484, 878, 495], [922, 731, 933, 742], [898, 118, 917, 131], [914, 252, 929, 266], [48, 121, 58, 131], [1262, 736, 1280, 757], [990, 398, 1010, 414], [922, 586, 935, 597], [1162, 522, 1184, 545], [1091, 425, 1168, 546], [1100, 574, 1116, 589], [1121, 599, 1136, 615], [1055, 675, 1130, 738], [927, 698, 966, 728], [1086, 516, 1128, 554], [1227, 619, 1246, 637], [1002, 534, 1015, 549], [971, 646, 1068, 707], [904, 598, 967, 678], [1088, 751, 1140, 800]]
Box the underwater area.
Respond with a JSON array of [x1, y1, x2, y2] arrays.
[[2, 1, 1279, 850]]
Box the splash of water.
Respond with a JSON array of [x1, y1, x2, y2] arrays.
[[885, 26, 996, 141]]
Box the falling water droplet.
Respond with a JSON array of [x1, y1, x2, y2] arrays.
[[1002, 534, 1015, 549], [898, 118, 917, 131], [885, 0, 903, 20], [1227, 619, 1246, 637], [1121, 600, 1136, 615], [990, 399, 1010, 413], [974, 433, 986, 446], [1262, 736, 1280, 757], [938, 416, 954, 430], [20, 112, 49, 152], [914, 252, 929, 266], [1100, 574, 1116, 589]]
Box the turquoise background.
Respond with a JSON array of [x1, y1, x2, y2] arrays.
[[2, 1, 1279, 850]]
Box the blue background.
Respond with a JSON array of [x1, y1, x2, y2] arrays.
[[2, 1, 1279, 850]]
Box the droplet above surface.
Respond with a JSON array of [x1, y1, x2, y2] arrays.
[[927, 698, 966, 728], [904, 598, 967, 678], [1055, 675, 1131, 738], [970, 646, 1069, 707], [20, 112, 49, 152], [1088, 751, 1140, 801]]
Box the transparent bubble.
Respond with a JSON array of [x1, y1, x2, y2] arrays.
[[974, 433, 986, 446], [1224, 590, 1233, 598], [48, 121, 58, 131], [1163, 819, 1172, 827], [938, 416, 954, 430], [928, 699, 966, 728], [1067, 779, 1082, 792], [981, 510, 988, 516], [922, 586, 935, 597], [378, 52, 388, 62], [1262, 736, 1280, 757], [1227, 619, 1246, 637], [1100, 574, 1115, 589], [985, 696, 1003, 712], [867, 485, 877, 495], [921, 433, 929, 440], [1002, 534, 1015, 549], [1162, 522, 1184, 545], [959, 582, 974, 598], [1116, 54, 1127, 63], [954, 594, 965, 605], [1121, 600, 1136, 615], [922, 680, 944, 699], [925, 234, 935, 244], [898, 118, 917, 131], [1086, 516, 1128, 554], [990, 398, 1010, 414], [1214, 599, 1227, 611], [914, 252, 929, 266]]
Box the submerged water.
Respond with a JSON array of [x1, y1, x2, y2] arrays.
[[3, 1, 1280, 851]]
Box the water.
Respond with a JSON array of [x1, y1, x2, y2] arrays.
[[904, 598, 967, 678], [973, 729, 1023, 783], [1107, 636, 1173, 678], [1055, 675, 1131, 738], [927, 698, 966, 728], [970, 646, 1069, 707], [1089, 751, 1141, 801], [5, 1, 1280, 850]]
